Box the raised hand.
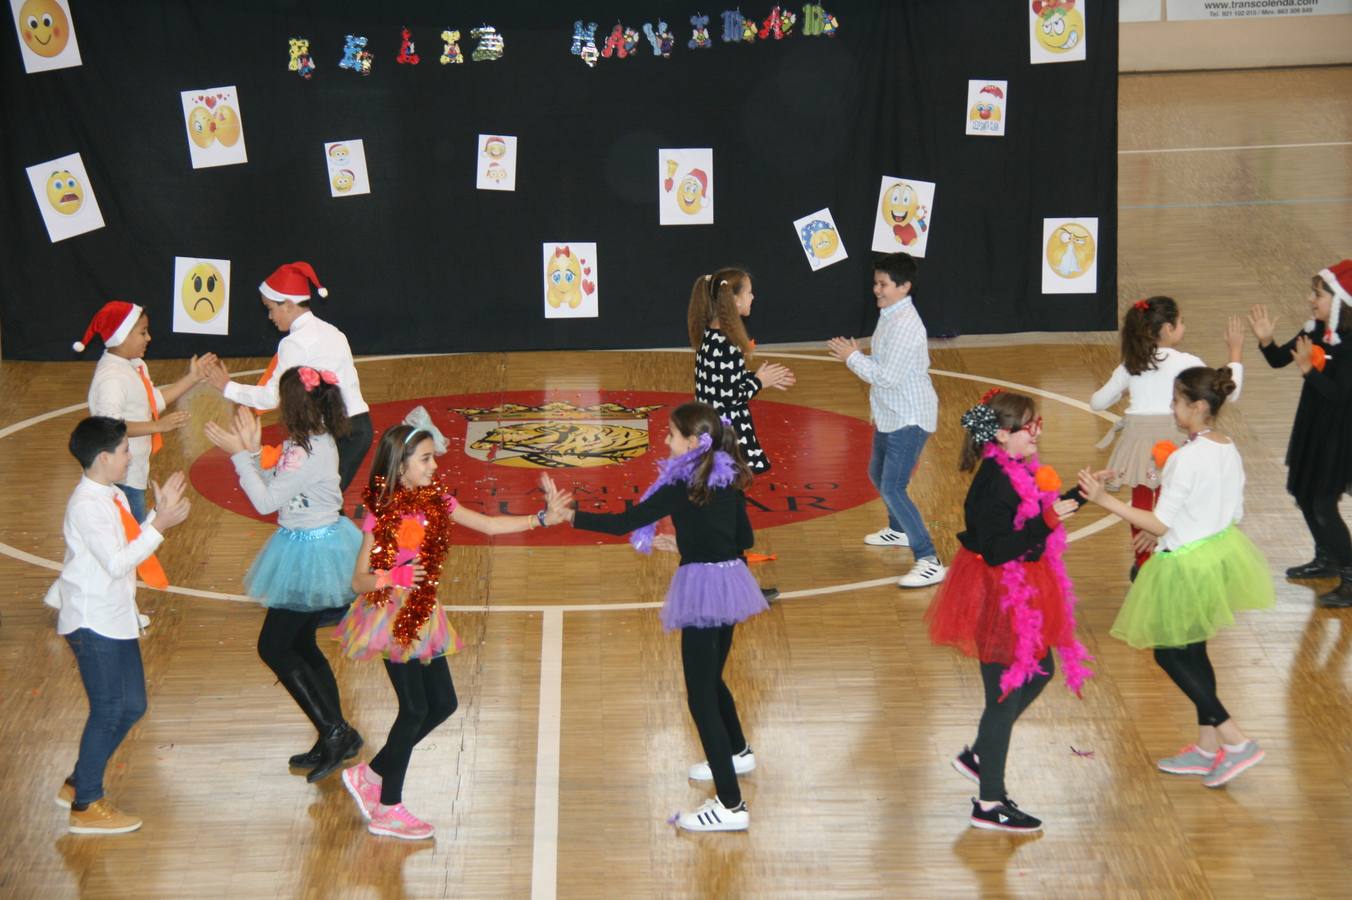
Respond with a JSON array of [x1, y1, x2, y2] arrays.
[[1225, 316, 1246, 360], [233, 405, 262, 453], [826, 336, 859, 362], [1292, 334, 1314, 373], [153, 471, 188, 511], [1248, 304, 1276, 344], [201, 356, 232, 392], [204, 420, 245, 455], [1077, 467, 1107, 505], [755, 362, 795, 390], [189, 352, 220, 383]]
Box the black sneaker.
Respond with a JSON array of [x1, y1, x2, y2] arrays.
[[970, 797, 1042, 833], [952, 746, 979, 784], [1286, 558, 1336, 579], [760, 587, 780, 603]]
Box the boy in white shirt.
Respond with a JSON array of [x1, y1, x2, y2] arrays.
[[53, 417, 191, 834], [76, 301, 212, 522]]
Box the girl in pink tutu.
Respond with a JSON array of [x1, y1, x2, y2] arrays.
[[924, 389, 1097, 833], [544, 401, 769, 833], [337, 423, 570, 840]]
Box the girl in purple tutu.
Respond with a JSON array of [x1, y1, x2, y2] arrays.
[[544, 401, 769, 832]]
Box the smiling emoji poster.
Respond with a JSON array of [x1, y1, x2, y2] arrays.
[[870, 176, 936, 257], [172, 256, 231, 335], [658, 148, 714, 226], [1029, 0, 1086, 64], [180, 86, 248, 169], [25, 151, 104, 242], [542, 243, 598, 319], [11, 0, 82, 73], [323, 139, 370, 197], [965, 80, 1008, 136]]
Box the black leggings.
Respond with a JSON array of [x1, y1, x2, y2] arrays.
[[974, 654, 1054, 802], [370, 657, 458, 806], [1297, 493, 1352, 567], [1154, 641, 1229, 727], [257, 608, 331, 678], [682, 625, 748, 809], [337, 413, 373, 494]]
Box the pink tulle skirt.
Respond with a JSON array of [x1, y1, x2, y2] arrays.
[[335, 591, 463, 663]]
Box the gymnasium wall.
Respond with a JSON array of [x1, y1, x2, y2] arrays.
[[0, 1, 1118, 361]]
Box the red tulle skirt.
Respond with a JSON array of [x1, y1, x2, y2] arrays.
[[925, 547, 1073, 665]]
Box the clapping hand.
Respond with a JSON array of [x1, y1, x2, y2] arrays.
[[1076, 467, 1108, 505], [151, 471, 192, 529], [1051, 497, 1079, 523], [755, 362, 796, 391], [1293, 334, 1314, 373], [188, 352, 220, 383], [1248, 304, 1276, 345], [204, 406, 262, 456], [1225, 316, 1246, 359], [201, 356, 232, 392], [539, 474, 575, 525], [159, 410, 192, 432], [826, 336, 859, 362]]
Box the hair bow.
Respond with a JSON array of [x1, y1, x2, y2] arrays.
[[979, 387, 1003, 404], [1133, 299, 1150, 311], [298, 367, 338, 391], [554, 246, 571, 258], [402, 405, 449, 454], [960, 403, 1000, 445]]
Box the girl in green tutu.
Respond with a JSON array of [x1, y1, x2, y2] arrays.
[[1078, 366, 1275, 788]]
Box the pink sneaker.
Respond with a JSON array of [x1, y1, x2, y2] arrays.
[[368, 803, 435, 840], [342, 764, 381, 821]]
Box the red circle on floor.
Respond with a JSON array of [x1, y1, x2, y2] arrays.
[[189, 391, 878, 546]]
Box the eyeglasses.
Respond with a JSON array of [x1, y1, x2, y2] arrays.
[[1011, 416, 1043, 437]]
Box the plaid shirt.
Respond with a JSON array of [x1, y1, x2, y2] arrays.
[[846, 297, 938, 433]]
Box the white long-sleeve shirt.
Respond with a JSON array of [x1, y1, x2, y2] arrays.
[[87, 353, 166, 490], [846, 297, 939, 433], [1090, 347, 1243, 414], [1154, 437, 1245, 551], [223, 312, 368, 416], [56, 477, 163, 639]]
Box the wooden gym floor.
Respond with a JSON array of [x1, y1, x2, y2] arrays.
[[2, 66, 1351, 899]]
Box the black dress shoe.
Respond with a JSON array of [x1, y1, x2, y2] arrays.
[[760, 587, 780, 603], [289, 737, 360, 769], [1318, 569, 1352, 608], [1286, 558, 1337, 579]]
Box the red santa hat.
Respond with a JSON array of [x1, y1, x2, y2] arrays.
[[259, 261, 328, 304], [689, 168, 709, 197], [980, 84, 1005, 100], [73, 301, 143, 353], [1309, 259, 1352, 346]]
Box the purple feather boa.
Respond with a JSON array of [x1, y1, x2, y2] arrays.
[[630, 434, 737, 553]]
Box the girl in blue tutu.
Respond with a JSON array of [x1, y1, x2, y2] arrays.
[[543, 401, 769, 832], [206, 366, 363, 784], [1078, 366, 1275, 788]]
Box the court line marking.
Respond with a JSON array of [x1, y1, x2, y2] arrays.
[[531, 609, 563, 900], [1118, 140, 1352, 155], [1121, 196, 1352, 211]]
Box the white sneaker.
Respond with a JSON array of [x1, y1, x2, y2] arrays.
[[676, 797, 749, 832], [865, 527, 909, 547], [899, 558, 946, 588], [689, 746, 756, 782]]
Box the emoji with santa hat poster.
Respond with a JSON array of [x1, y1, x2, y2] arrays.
[[965, 80, 1008, 136], [659, 149, 714, 225], [180, 86, 248, 169], [476, 134, 518, 191]]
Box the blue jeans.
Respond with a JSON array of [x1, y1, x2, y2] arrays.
[[65, 629, 147, 806], [867, 426, 937, 560], [116, 484, 146, 524]]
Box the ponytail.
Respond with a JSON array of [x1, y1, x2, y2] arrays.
[[686, 268, 753, 358], [667, 401, 752, 504], [278, 367, 351, 453], [1121, 296, 1179, 376]]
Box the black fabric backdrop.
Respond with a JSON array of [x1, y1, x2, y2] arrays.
[[0, 1, 1117, 361]]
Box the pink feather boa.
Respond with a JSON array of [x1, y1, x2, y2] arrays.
[[982, 444, 1094, 700]]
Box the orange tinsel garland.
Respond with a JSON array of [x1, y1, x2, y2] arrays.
[[362, 476, 454, 647]]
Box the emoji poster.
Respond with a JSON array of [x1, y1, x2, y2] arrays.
[[323, 140, 370, 197], [1029, 0, 1087, 65], [476, 135, 518, 191], [1041, 217, 1098, 294], [658, 149, 714, 226], [793, 208, 848, 271], [870, 176, 936, 257], [172, 256, 231, 336], [542, 243, 598, 319], [25, 152, 104, 242], [180, 86, 248, 169], [11, 0, 81, 73], [965, 80, 1008, 136]]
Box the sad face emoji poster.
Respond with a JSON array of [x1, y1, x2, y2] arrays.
[[173, 256, 231, 335]]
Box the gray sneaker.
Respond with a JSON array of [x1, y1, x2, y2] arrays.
[[1156, 744, 1218, 776], [1203, 741, 1265, 788]]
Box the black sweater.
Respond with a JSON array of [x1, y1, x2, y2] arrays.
[[1259, 325, 1352, 500], [957, 457, 1082, 566], [572, 483, 753, 565]]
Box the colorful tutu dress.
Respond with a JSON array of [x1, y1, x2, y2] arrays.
[[336, 487, 464, 664], [1110, 436, 1274, 650], [234, 435, 361, 612], [926, 445, 1093, 697]]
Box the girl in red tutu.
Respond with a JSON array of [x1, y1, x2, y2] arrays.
[[925, 389, 1096, 833]]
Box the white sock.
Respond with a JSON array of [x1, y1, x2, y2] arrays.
[[1222, 741, 1249, 753], [1195, 746, 1217, 758]]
